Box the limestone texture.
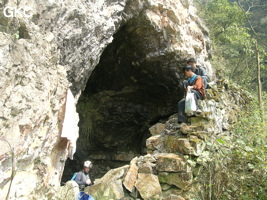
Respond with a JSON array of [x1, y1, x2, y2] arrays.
[[135, 173, 162, 199], [85, 165, 129, 200], [123, 157, 138, 192], [0, 0, 239, 199]]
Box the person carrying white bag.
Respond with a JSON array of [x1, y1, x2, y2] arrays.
[[177, 65, 205, 125], [185, 89, 197, 113]]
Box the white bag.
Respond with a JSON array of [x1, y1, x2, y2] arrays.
[[185, 90, 197, 113]]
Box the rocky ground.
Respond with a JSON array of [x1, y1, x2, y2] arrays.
[[59, 81, 250, 200]]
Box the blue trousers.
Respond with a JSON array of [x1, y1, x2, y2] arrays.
[[78, 192, 94, 200]]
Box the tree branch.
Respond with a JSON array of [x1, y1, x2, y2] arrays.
[[0, 138, 16, 200], [237, 0, 267, 48]]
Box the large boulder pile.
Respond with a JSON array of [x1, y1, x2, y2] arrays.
[[69, 0, 213, 180], [73, 80, 250, 200]]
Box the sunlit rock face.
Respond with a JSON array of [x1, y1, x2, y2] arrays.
[[0, 0, 211, 199]]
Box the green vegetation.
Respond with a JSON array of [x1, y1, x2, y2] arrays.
[[195, 0, 267, 92], [225, 96, 267, 199], [193, 0, 267, 199], [194, 95, 267, 200]]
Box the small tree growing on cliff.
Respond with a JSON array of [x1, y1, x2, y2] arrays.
[[0, 138, 16, 200]]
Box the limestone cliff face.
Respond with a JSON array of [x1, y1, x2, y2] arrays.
[[0, 0, 211, 199]]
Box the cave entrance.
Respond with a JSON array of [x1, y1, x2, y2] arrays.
[[62, 18, 185, 183]]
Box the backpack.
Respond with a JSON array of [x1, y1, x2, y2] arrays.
[[71, 172, 78, 181]]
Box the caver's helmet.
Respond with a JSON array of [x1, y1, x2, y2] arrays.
[[84, 160, 93, 168]]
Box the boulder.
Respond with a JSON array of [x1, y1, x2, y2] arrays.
[[135, 173, 162, 199], [163, 135, 206, 156], [158, 172, 193, 190], [155, 153, 190, 173], [146, 135, 164, 151], [56, 181, 80, 200], [85, 165, 129, 200], [123, 157, 138, 192], [136, 155, 156, 174], [164, 136, 194, 155], [149, 123, 165, 136]]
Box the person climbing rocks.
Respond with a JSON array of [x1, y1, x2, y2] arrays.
[[74, 160, 93, 190], [178, 65, 205, 124], [185, 58, 210, 89]]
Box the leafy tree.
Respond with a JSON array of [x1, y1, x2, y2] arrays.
[[193, 1, 267, 198], [195, 0, 254, 83], [235, 0, 267, 44], [194, 0, 267, 104], [236, 0, 267, 112]]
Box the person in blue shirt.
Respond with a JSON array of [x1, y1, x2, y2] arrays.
[[178, 65, 205, 124], [186, 58, 210, 89]]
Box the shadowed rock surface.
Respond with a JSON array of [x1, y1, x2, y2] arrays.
[[79, 80, 250, 200], [63, 0, 213, 181]]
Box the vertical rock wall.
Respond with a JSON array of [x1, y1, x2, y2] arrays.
[[0, 0, 212, 199], [0, 0, 127, 198], [0, 20, 69, 200]]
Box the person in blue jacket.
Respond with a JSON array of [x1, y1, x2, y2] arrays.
[[187, 58, 210, 89], [178, 65, 205, 124]]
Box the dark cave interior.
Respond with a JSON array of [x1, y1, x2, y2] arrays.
[[62, 19, 187, 183]]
